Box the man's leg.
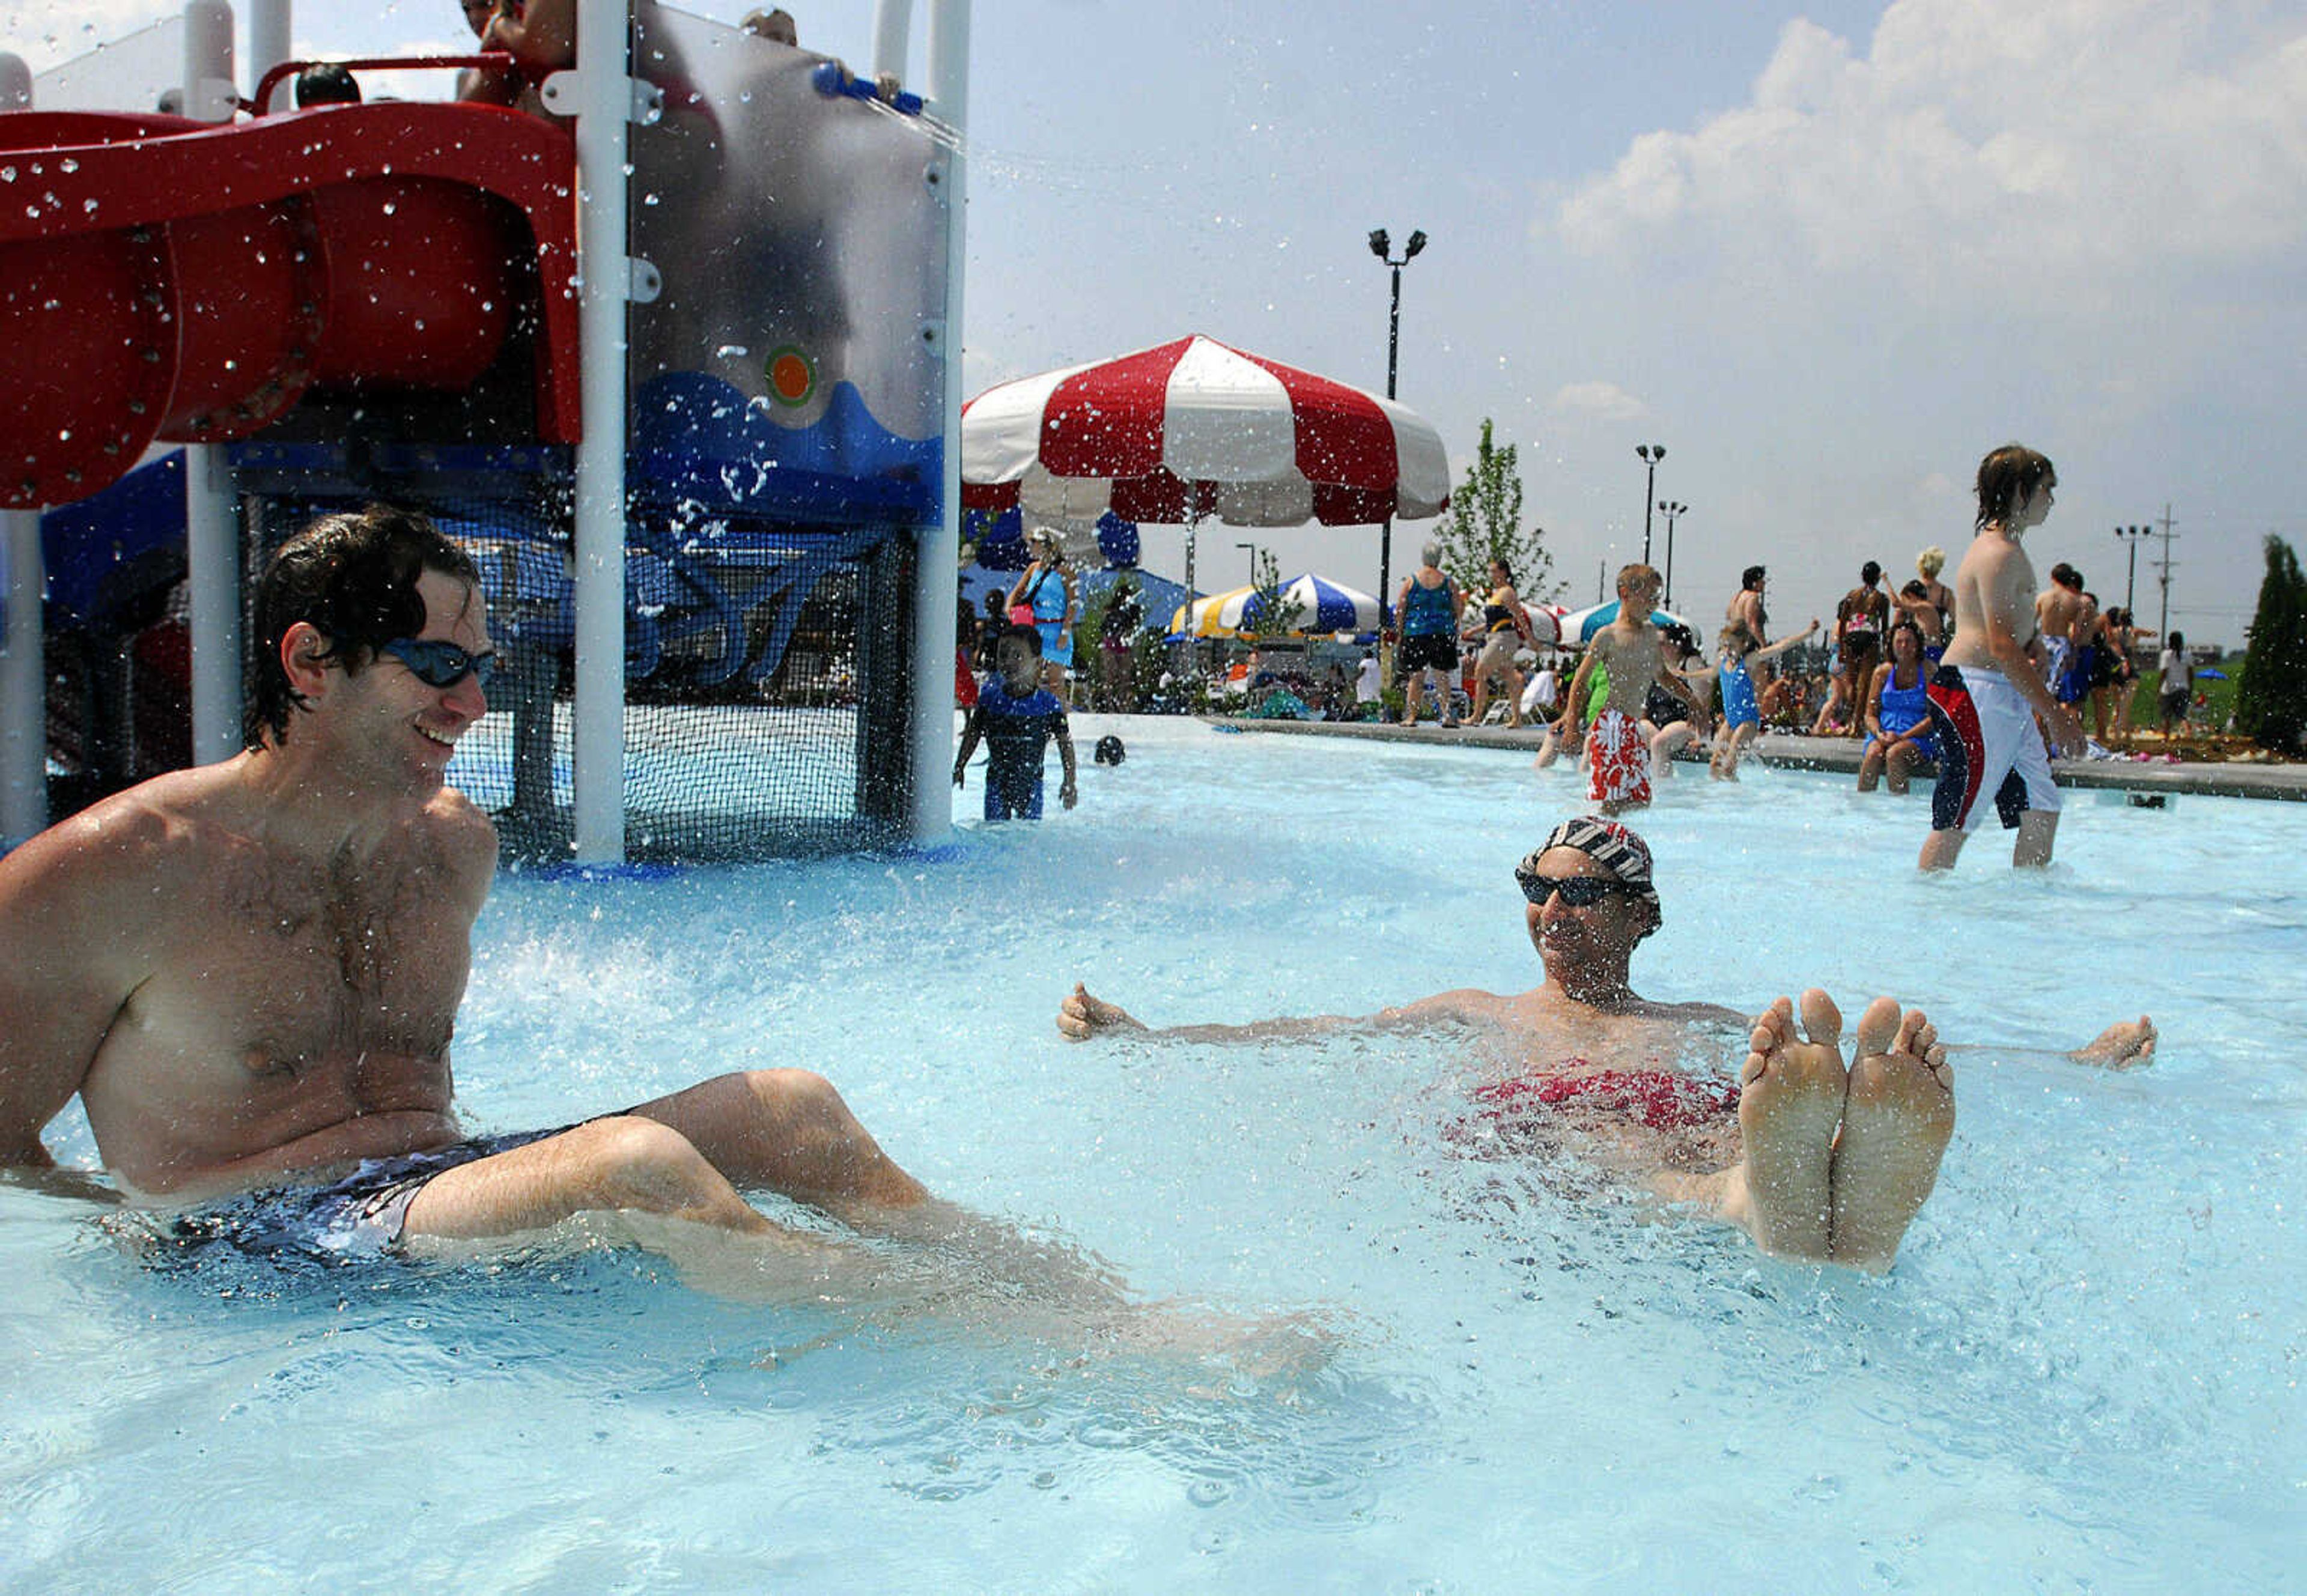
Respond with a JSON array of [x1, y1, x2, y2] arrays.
[[1828, 1000, 1954, 1272], [630, 1069, 930, 1223], [2011, 809, 2059, 867], [404, 1115, 776, 1241], [1918, 827, 1968, 870], [1714, 992, 1846, 1260]]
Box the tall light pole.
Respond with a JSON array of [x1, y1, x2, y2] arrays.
[[1236, 541, 1258, 587], [2114, 524, 2153, 614], [1636, 443, 1666, 567], [1368, 226, 1426, 631], [1658, 500, 1688, 611]]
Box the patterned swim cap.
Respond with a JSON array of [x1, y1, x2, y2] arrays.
[[1517, 816, 1662, 923]]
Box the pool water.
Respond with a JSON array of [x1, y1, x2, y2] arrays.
[[5, 718, 2302, 1591]]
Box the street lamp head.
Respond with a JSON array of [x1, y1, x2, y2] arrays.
[[1637, 443, 1665, 465], [1367, 228, 1390, 259], [1404, 229, 1427, 259]]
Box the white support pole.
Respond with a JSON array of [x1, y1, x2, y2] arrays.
[[2, 511, 47, 847], [904, 0, 966, 846], [870, 0, 913, 80], [183, 446, 243, 765], [0, 52, 32, 110], [182, 0, 237, 123], [247, 0, 293, 96], [570, 0, 631, 863]]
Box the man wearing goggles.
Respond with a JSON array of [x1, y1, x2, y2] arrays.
[[0, 505, 943, 1285], [1056, 815, 2154, 1272]]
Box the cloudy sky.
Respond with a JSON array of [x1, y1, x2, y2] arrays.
[[8, 0, 2302, 644]]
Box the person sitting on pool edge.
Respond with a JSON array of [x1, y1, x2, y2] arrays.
[[0, 505, 944, 1280], [1054, 816, 2157, 1273]]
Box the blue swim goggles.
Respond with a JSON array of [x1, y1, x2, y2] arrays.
[[380, 637, 500, 691]]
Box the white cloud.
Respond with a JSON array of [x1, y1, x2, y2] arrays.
[[1556, 0, 2307, 311], [1551, 381, 1648, 423]]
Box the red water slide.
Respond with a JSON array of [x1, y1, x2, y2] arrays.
[[0, 101, 582, 509]]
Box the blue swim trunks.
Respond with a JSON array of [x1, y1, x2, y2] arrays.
[[1719, 656, 1759, 730], [165, 1124, 578, 1263]]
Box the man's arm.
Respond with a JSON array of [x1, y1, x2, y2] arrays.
[[1056, 982, 1482, 1044], [1748, 619, 1821, 664], [1054, 720, 1078, 810], [1558, 640, 1602, 736], [952, 705, 985, 785], [1983, 556, 2084, 752], [0, 812, 159, 1169]]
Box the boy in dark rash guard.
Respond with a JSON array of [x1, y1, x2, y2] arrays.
[[954, 627, 1078, 821], [1056, 816, 2157, 1272]]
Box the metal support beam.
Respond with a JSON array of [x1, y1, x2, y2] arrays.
[[906, 0, 967, 846], [570, 0, 633, 862], [1, 510, 46, 847], [184, 445, 243, 765]]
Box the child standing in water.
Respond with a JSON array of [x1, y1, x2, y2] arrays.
[[1918, 443, 2085, 871], [955, 627, 1078, 822], [1558, 565, 1707, 815]]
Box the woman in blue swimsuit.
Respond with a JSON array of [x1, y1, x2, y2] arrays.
[[1859, 619, 1936, 794], [1006, 529, 1081, 705]]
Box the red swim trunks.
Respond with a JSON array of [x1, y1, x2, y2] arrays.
[[1469, 1066, 1740, 1133], [1585, 708, 1650, 808]]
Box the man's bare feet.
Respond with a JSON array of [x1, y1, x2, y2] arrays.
[[1718, 991, 1847, 1260], [2070, 1016, 2156, 1069], [1828, 1000, 1954, 1272], [1057, 982, 1147, 1041]]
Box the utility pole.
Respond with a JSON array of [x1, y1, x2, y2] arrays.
[[2152, 503, 2180, 641]]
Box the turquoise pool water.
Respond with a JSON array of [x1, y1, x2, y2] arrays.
[[5, 717, 2301, 1590]]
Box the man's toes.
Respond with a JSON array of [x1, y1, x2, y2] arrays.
[[1855, 996, 1904, 1060], [1797, 988, 1844, 1051]]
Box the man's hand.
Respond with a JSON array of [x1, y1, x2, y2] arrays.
[[2070, 1016, 2156, 1068], [1057, 982, 1144, 1040]]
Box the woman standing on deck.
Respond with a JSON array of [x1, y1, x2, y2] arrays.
[[1468, 558, 1536, 727]]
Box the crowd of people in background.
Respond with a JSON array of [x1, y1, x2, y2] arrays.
[[953, 467, 2228, 822]]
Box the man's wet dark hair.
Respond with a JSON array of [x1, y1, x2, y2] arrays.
[[1000, 622, 1044, 658], [1742, 565, 1766, 590], [2049, 562, 2082, 590], [1861, 560, 1882, 586], [246, 504, 479, 748], [1974, 443, 2056, 530]]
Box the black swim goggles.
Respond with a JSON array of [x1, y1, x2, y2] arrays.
[[380, 637, 499, 691], [1515, 869, 1628, 908]]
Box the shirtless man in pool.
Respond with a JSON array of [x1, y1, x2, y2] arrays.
[[0, 506, 933, 1281], [1056, 816, 2155, 1272]]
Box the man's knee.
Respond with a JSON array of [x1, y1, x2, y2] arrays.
[[565, 1114, 727, 1211]]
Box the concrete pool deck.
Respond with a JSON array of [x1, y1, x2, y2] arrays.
[[1205, 717, 2307, 803]]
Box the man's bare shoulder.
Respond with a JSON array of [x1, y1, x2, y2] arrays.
[[1382, 987, 1518, 1027], [414, 788, 500, 905]]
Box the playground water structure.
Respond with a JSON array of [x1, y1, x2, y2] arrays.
[[1, 0, 971, 861], [6, 720, 2301, 1589]]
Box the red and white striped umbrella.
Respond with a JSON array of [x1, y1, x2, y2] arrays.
[[961, 335, 1450, 528]]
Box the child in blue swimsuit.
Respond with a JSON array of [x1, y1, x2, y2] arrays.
[[955, 626, 1078, 821]]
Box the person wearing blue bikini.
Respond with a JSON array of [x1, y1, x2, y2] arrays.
[[0, 506, 938, 1279]]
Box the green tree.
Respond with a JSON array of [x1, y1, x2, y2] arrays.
[[2233, 534, 2307, 752], [1245, 546, 1307, 639], [1430, 419, 1561, 607]]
